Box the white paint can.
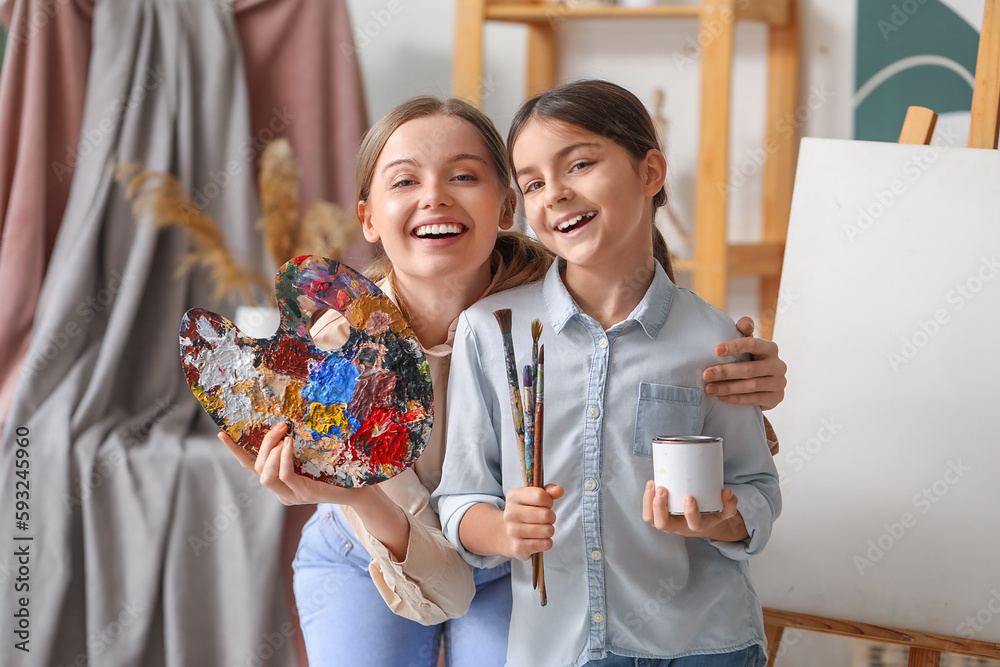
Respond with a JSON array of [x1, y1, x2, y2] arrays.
[[652, 436, 724, 514]]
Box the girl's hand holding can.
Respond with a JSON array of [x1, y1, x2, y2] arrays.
[[641, 483, 747, 542]]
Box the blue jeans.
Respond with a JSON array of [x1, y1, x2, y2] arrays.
[[582, 646, 763, 667], [293, 506, 512, 667]]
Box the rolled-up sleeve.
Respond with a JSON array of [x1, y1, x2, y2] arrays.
[[703, 400, 782, 560], [341, 495, 475, 625], [432, 313, 508, 570]]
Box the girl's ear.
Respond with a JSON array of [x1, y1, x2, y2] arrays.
[[499, 188, 517, 231], [643, 149, 668, 198], [358, 199, 380, 243]]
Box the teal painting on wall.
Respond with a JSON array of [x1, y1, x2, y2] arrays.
[[855, 0, 982, 142]]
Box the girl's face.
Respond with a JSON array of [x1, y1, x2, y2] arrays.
[[360, 114, 514, 286], [512, 118, 664, 272]]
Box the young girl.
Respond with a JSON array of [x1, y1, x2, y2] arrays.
[[433, 80, 780, 667], [219, 94, 784, 666]]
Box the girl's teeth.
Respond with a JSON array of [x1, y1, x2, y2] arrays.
[[416, 223, 463, 237], [558, 213, 593, 231]]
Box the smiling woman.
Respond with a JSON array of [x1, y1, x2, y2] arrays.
[[219, 97, 552, 667]]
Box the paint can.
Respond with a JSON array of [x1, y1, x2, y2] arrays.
[[652, 436, 724, 514]]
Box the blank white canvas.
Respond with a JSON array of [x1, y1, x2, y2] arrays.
[[750, 137, 1000, 643]]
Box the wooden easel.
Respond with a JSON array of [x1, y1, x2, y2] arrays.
[[762, 1, 1000, 664]]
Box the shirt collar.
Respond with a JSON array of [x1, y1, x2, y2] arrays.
[[542, 258, 675, 338]]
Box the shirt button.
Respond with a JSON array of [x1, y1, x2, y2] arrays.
[[593, 612, 605, 624], [585, 478, 597, 491], [598, 338, 608, 349], [591, 549, 602, 561], [587, 405, 599, 418]]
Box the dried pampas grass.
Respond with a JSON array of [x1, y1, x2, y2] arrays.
[[259, 139, 356, 266], [115, 163, 261, 305], [294, 200, 356, 261], [117, 139, 356, 307], [258, 138, 301, 268]]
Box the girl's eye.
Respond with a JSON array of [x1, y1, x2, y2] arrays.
[[570, 160, 593, 172], [454, 173, 478, 182], [391, 178, 416, 188], [522, 181, 542, 193]]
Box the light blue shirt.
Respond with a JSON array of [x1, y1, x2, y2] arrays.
[[432, 260, 780, 667]]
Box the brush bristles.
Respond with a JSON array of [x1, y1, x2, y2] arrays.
[[493, 309, 512, 333], [531, 319, 542, 341]]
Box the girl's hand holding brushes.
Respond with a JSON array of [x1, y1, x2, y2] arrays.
[[498, 484, 564, 561]]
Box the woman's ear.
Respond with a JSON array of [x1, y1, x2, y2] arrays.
[[358, 200, 380, 243], [499, 189, 517, 231], [643, 149, 668, 198]]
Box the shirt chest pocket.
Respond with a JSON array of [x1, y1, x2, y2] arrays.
[[632, 383, 702, 457]]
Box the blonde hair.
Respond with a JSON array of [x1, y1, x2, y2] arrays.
[[508, 80, 676, 282], [354, 96, 552, 320]]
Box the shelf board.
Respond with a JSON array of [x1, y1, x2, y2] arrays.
[[486, 4, 701, 23], [484, 0, 790, 25], [674, 242, 784, 277]]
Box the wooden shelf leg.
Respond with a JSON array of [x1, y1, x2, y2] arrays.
[[454, 0, 487, 107], [764, 623, 784, 665], [759, 0, 798, 339], [526, 22, 557, 100], [693, 0, 736, 310], [907, 648, 942, 667]]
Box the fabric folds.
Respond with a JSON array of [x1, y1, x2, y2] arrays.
[[0, 1, 294, 665], [0, 0, 94, 428]]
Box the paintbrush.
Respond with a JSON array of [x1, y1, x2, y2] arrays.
[[528, 319, 541, 485], [528, 320, 542, 589], [522, 366, 535, 487], [493, 309, 528, 485], [533, 345, 546, 604]]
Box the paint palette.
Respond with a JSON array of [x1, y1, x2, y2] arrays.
[[179, 256, 433, 487]]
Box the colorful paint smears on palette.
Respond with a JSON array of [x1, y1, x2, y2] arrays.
[[179, 256, 433, 487]]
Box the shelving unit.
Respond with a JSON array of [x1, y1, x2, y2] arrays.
[[453, 0, 800, 338]]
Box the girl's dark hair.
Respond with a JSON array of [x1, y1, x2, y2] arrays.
[[507, 79, 676, 282]]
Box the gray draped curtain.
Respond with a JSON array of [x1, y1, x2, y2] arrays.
[[0, 0, 295, 664]]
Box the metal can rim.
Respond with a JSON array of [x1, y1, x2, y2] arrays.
[[652, 435, 722, 444]]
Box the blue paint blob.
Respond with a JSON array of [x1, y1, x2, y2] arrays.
[[303, 356, 360, 407]]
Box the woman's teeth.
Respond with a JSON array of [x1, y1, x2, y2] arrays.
[[415, 223, 464, 238], [557, 212, 596, 232]]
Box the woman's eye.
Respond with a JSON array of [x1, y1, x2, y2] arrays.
[[570, 160, 593, 172], [454, 173, 478, 182], [391, 178, 415, 188]]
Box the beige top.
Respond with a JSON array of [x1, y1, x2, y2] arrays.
[[308, 264, 781, 625], [308, 270, 507, 625]]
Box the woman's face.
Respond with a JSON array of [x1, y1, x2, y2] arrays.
[[360, 114, 514, 286]]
